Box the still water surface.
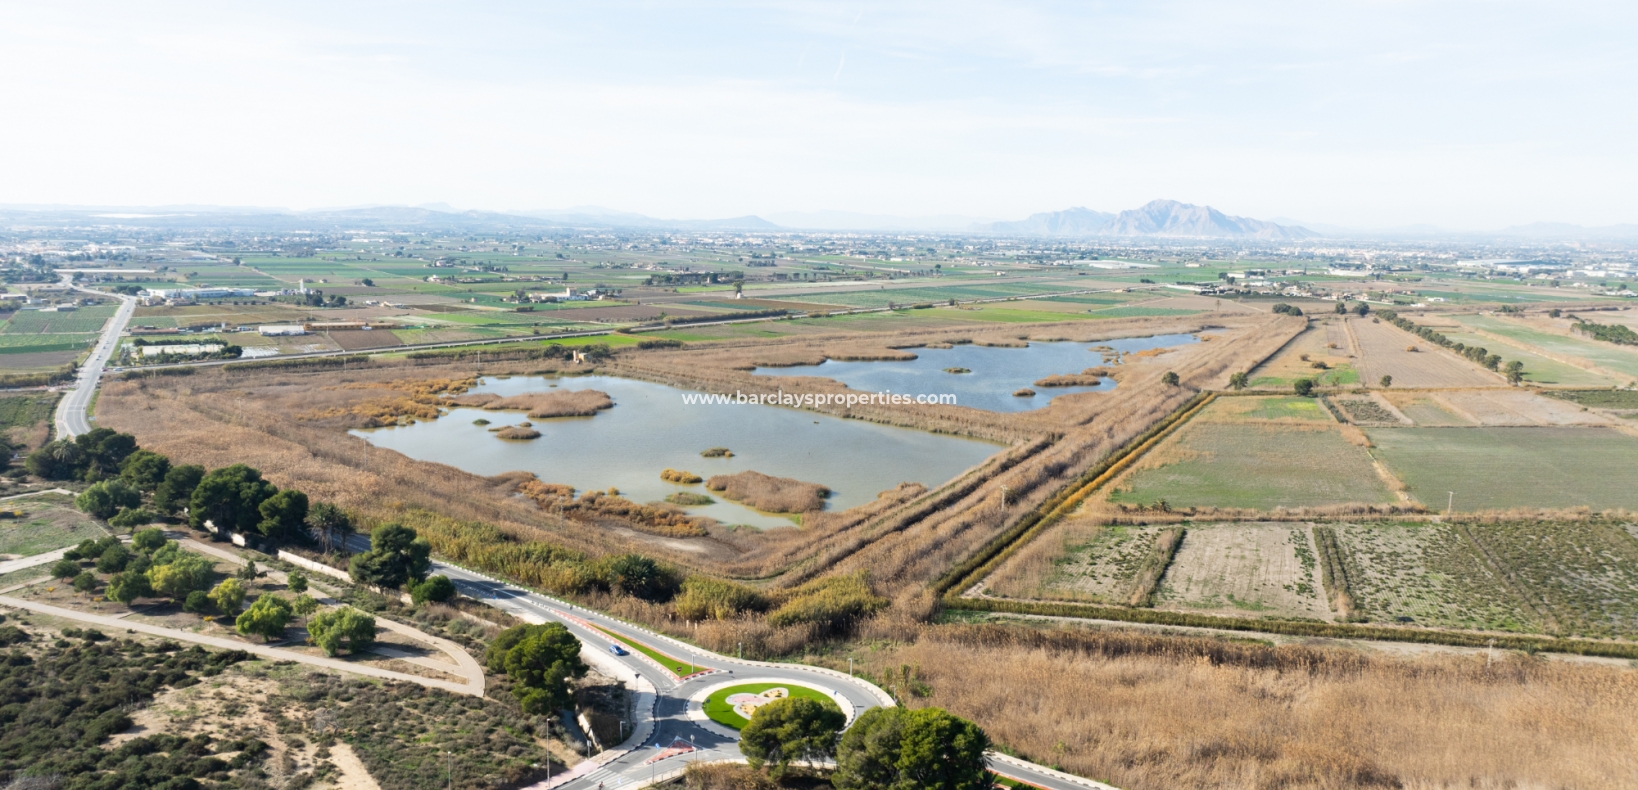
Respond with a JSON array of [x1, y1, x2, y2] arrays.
[[353, 375, 998, 529], [753, 334, 1199, 412]]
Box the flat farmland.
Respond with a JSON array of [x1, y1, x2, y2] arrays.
[[1247, 322, 1355, 388], [1109, 397, 1396, 510], [1464, 519, 1638, 638], [1380, 393, 1475, 426], [1432, 327, 1613, 387], [1335, 521, 1541, 632], [1350, 316, 1501, 388], [1432, 389, 1612, 426], [1455, 314, 1638, 380], [1152, 523, 1332, 619], [1367, 426, 1638, 510], [326, 329, 404, 350], [989, 522, 1166, 603]]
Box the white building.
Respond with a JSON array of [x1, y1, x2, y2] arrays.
[[258, 325, 308, 336]]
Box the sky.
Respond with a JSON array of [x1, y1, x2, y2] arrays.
[[1, 1, 1635, 230]]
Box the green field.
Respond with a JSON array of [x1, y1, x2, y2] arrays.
[[702, 682, 842, 729], [1544, 389, 1638, 409], [1336, 521, 1541, 632], [1111, 419, 1395, 510], [1432, 328, 1612, 387], [1367, 426, 1638, 511], [1455, 315, 1638, 380], [0, 500, 109, 558]]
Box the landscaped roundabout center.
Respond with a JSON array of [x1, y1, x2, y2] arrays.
[[694, 679, 851, 730]]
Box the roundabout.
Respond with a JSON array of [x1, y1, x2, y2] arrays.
[[688, 677, 855, 737]]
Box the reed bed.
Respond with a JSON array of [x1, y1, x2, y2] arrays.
[[849, 622, 1638, 790], [705, 470, 830, 513]]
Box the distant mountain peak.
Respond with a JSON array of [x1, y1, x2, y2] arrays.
[[988, 200, 1313, 239]]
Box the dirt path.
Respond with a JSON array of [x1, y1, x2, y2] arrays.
[[328, 742, 384, 790], [0, 595, 480, 694], [177, 538, 486, 696]]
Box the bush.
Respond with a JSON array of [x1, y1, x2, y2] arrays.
[[307, 606, 376, 656], [287, 570, 308, 594], [235, 594, 293, 642], [183, 590, 214, 616], [109, 506, 157, 528], [131, 527, 168, 553], [767, 572, 885, 634], [51, 558, 82, 578], [411, 575, 456, 605], [674, 576, 767, 621], [72, 571, 97, 593], [1293, 378, 1317, 397], [95, 543, 131, 573], [208, 578, 247, 614]]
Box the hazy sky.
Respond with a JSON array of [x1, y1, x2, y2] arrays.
[[2, 1, 1634, 229]]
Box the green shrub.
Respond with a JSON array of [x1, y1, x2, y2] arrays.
[[766, 572, 885, 633], [411, 575, 456, 605], [674, 576, 767, 621]]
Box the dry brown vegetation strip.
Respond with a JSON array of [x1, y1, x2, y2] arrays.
[[856, 623, 1638, 790], [456, 388, 614, 418], [705, 470, 830, 513]]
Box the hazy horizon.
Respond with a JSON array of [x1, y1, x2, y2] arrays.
[[3, 2, 1635, 231]]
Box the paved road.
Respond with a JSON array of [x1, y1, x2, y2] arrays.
[[52, 275, 137, 439], [346, 535, 1116, 790]]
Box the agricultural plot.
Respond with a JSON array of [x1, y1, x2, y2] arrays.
[[1108, 397, 1396, 511], [800, 281, 1087, 308], [1367, 426, 1638, 510], [1152, 523, 1332, 620], [1000, 523, 1168, 603], [1454, 314, 1638, 381], [1432, 389, 1612, 426], [0, 392, 58, 449], [1380, 393, 1474, 426], [1462, 519, 1638, 638], [1430, 327, 1612, 387], [1, 305, 117, 334], [1246, 322, 1355, 388], [1335, 521, 1541, 632], [1330, 395, 1409, 425], [1349, 316, 1501, 388]]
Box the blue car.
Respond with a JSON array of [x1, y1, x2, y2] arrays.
[[609, 644, 628, 656]]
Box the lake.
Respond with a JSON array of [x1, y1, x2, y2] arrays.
[[753, 333, 1200, 412], [353, 375, 999, 529]]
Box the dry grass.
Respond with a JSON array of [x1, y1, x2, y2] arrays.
[[493, 425, 541, 440], [705, 470, 830, 514], [853, 623, 1638, 790], [457, 388, 615, 418]]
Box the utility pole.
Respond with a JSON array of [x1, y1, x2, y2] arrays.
[[1448, 491, 1454, 516]]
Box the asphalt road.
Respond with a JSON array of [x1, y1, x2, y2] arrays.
[[52, 276, 137, 439], [346, 535, 1115, 790]]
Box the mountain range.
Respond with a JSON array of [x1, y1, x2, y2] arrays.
[[988, 200, 1313, 239], [4, 201, 1631, 240]]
